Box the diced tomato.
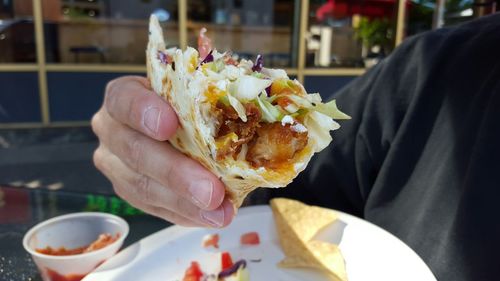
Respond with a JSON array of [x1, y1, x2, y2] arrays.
[[202, 233, 219, 249], [221, 251, 234, 270], [240, 232, 260, 246], [182, 261, 203, 281]]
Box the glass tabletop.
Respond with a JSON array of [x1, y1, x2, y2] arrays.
[[0, 185, 171, 281]]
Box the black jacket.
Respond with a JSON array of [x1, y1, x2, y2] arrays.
[[271, 13, 500, 281]]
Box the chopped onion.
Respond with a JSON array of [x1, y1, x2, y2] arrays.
[[281, 115, 294, 126]]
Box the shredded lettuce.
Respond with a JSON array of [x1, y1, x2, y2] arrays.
[[314, 100, 351, 120], [283, 103, 299, 113], [256, 94, 283, 123], [229, 75, 272, 102], [271, 93, 351, 121], [251, 72, 266, 79], [261, 67, 288, 79], [306, 93, 323, 104], [286, 94, 313, 109], [304, 111, 340, 152], [219, 95, 230, 106], [221, 65, 243, 80], [227, 93, 247, 122]]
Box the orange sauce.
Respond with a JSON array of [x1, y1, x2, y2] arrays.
[[36, 233, 120, 256], [46, 268, 86, 281], [204, 84, 226, 104], [262, 146, 312, 181]]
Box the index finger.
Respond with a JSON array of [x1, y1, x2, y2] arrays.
[[104, 76, 178, 141]]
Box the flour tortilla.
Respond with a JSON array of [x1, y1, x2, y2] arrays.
[[146, 15, 340, 208]]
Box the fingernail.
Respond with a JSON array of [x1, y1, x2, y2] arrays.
[[144, 107, 160, 135], [189, 180, 213, 208], [200, 207, 224, 228]]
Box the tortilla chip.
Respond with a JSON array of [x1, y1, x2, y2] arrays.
[[271, 198, 347, 281], [270, 198, 338, 241]]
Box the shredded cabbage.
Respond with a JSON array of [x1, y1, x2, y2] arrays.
[[221, 65, 243, 80], [314, 100, 351, 120], [304, 111, 340, 152], [256, 94, 283, 123], [261, 68, 288, 79], [229, 75, 272, 102], [227, 93, 247, 122], [286, 94, 313, 109], [306, 93, 323, 104]]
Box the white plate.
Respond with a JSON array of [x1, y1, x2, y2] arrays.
[[83, 205, 436, 281]]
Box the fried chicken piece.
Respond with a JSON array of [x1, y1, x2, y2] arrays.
[[247, 123, 308, 168]]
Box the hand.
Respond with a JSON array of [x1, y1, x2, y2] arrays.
[[92, 76, 234, 227]]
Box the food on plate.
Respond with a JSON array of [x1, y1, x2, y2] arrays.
[[146, 15, 350, 208], [182, 252, 249, 281], [221, 251, 234, 270], [218, 259, 249, 281], [35, 233, 120, 256], [240, 232, 260, 246], [270, 198, 347, 281], [202, 233, 220, 249], [183, 261, 204, 281]]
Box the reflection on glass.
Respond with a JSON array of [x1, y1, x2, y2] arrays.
[[0, 0, 36, 63], [42, 0, 179, 64], [407, 0, 477, 37], [306, 0, 396, 68], [187, 0, 299, 68]]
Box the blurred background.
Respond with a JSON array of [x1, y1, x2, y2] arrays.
[[0, 0, 498, 204]]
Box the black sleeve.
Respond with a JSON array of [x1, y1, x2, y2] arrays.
[[267, 28, 447, 216]]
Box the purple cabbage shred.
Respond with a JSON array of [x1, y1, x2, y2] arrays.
[[158, 51, 168, 64], [265, 85, 271, 96], [252, 54, 264, 72], [201, 50, 214, 65], [218, 260, 247, 278]]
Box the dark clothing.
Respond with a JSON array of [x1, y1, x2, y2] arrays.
[[273, 13, 500, 281]]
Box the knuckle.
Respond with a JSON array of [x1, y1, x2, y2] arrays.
[[175, 196, 186, 215], [162, 157, 176, 190], [104, 79, 122, 114], [104, 78, 119, 98], [90, 111, 103, 136], [93, 148, 104, 171], [134, 174, 152, 203], [124, 132, 144, 172], [112, 184, 129, 202]]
